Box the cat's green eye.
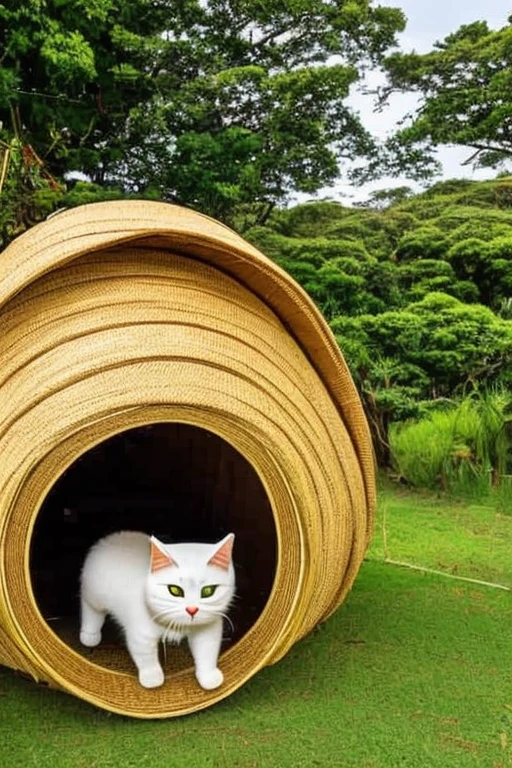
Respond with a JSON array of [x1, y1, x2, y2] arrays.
[[168, 584, 184, 597], [201, 585, 218, 598]]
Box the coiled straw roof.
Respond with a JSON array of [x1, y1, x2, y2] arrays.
[[0, 201, 374, 717]]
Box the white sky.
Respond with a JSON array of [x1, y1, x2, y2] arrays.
[[314, 0, 512, 204]]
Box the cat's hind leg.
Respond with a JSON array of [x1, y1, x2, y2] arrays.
[[80, 598, 106, 647]]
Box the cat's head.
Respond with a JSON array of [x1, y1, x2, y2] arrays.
[[145, 533, 236, 629]]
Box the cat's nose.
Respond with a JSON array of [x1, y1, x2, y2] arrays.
[[186, 606, 198, 616]]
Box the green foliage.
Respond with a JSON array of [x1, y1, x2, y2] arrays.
[[334, 293, 512, 397], [0, 137, 64, 247], [447, 238, 490, 277], [264, 201, 349, 238], [355, 185, 414, 209], [40, 27, 97, 82], [246, 180, 512, 471], [392, 181, 512, 309], [370, 20, 512, 179], [247, 227, 398, 318], [0, 0, 406, 229], [396, 259, 479, 303], [445, 217, 512, 244], [390, 391, 512, 497], [327, 208, 419, 259], [394, 226, 448, 261], [425, 178, 512, 210]]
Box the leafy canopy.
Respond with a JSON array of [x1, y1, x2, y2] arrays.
[[0, 0, 405, 227], [361, 18, 512, 181], [247, 178, 512, 465]]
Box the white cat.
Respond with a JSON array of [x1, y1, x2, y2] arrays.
[[79, 530, 235, 690]]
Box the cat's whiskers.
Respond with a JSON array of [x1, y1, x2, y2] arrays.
[[218, 611, 235, 635], [161, 612, 188, 662], [161, 617, 177, 662]]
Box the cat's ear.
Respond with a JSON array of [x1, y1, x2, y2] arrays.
[[208, 533, 235, 570], [149, 536, 176, 572]]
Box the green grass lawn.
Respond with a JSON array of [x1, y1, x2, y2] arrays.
[[371, 481, 512, 587], [1, 484, 511, 768]]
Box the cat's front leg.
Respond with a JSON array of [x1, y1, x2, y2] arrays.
[[187, 617, 224, 690], [125, 632, 164, 689]]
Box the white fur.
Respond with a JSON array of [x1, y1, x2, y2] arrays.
[[80, 530, 235, 690]]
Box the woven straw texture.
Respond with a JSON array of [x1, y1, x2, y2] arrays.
[[0, 200, 374, 718]]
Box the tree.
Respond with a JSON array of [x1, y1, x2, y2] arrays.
[[363, 19, 512, 180], [331, 293, 512, 464], [396, 259, 479, 304], [0, 0, 405, 236], [354, 185, 414, 209], [243, 184, 512, 466], [335, 292, 512, 396]]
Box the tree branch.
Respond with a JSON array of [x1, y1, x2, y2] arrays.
[[462, 142, 512, 165]]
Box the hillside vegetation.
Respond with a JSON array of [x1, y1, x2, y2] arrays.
[[246, 178, 512, 492]]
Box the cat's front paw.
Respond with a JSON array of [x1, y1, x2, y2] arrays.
[[80, 630, 101, 647], [139, 666, 165, 689], [196, 668, 224, 690]]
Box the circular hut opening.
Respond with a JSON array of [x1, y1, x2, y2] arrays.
[[30, 423, 277, 676]]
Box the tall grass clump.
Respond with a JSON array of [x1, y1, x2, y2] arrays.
[[390, 390, 512, 498]]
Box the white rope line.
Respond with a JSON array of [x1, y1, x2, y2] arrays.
[[368, 557, 511, 592]]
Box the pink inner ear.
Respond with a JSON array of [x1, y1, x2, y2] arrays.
[[150, 540, 175, 572], [208, 535, 234, 570]]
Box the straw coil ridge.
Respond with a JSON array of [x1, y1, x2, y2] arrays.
[[0, 200, 375, 718]]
